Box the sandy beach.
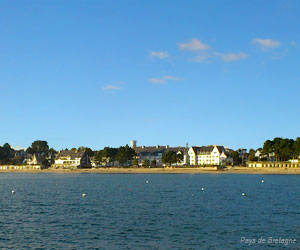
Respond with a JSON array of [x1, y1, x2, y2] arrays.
[[1, 167, 300, 174]]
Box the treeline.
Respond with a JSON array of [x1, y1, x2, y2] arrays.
[[94, 145, 136, 166], [260, 137, 300, 161], [0, 140, 57, 165]]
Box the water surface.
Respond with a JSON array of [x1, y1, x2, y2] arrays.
[[0, 173, 299, 249]]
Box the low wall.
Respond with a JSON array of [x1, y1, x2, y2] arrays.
[[0, 165, 44, 170], [247, 162, 300, 168]]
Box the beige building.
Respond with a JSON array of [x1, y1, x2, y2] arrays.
[[52, 150, 91, 169], [187, 145, 232, 166], [26, 153, 44, 165]]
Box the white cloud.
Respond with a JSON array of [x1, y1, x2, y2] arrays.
[[149, 78, 166, 84], [149, 75, 179, 84], [150, 51, 169, 59], [102, 85, 121, 91], [192, 52, 212, 63], [163, 75, 179, 80], [252, 38, 280, 49], [12, 145, 26, 150], [215, 52, 248, 62], [179, 39, 210, 51]]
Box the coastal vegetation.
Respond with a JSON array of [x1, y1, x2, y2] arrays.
[[162, 151, 184, 166], [1, 137, 300, 168]]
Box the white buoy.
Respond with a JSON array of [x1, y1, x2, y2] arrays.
[[261, 180, 264, 183], [191, 194, 194, 197], [201, 187, 204, 191], [11, 190, 15, 194], [242, 192, 245, 196], [82, 193, 86, 197], [146, 180, 149, 184]]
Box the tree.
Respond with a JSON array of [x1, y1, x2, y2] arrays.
[[176, 152, 184, 163], [78, 146, 94, 157], [131, 158, 139, 167], [150, 160, 157, 167], [162, 151, 179, 167], [116, 145, 136, 166], [0, 143, 13, 164], [30, 140, 49, 155], [248, 149, 256, 161], [142, 159, 150, 167], [231, 150, 241, 165], [293, 137, 300, 159]]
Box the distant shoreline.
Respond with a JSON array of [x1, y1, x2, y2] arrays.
[[1, 167, 300, 174]]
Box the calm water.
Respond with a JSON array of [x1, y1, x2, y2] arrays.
[[0, 173, 300, 249]]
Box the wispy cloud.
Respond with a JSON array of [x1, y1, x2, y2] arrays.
[[252, 38, 280, 50], [149, 78, 165, 84], [215, 51, 248, 62], [179, 39, 210, 51], [149, 75, 179, 84], [150, 51, 169, 59], [102, 84, 121, 91], [163, 75, 179, 80], [192, 52, 213, 63]]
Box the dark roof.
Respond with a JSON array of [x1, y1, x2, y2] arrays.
[[134, 146, 186, 155], [190, 147, 201, 154], [33, 153, 44, 164], [216, 146, 225, 153], [197, 146, 214, 154], [56, 150, 85, 160]]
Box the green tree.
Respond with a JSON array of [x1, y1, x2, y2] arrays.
[[131, 158, 139, 167], [0, 143, 13, 164], [231, 150, 241, 164], [142, 159, 150, 167], [78, 146, 94, 157], [30, 140, 49, 154], [248, 149, 256, 161], [293, 137, 300, 159], [162, 151, 179, 167], [177, 152, 184, 163], [150, 160, 157, 167], [116, 145, 136, 166]]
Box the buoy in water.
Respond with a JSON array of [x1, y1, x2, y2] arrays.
[[242, 192, 245, 196], [146, 180, 149, 184], [201, 187, 204, 191], [82, 193, 86, 197], [11, 190, 15, 194], [261, 180, 264, 183]]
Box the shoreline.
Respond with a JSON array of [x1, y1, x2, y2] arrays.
[[1, 167, 300, 174]]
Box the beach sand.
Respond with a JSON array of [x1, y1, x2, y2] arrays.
[[1, 167, 300, 174]]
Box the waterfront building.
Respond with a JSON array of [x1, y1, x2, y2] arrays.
[[187, 145, 232, 166], [52, 149, 91, 169], [130, 140, 186, 166], [26, 153, 44, 165]]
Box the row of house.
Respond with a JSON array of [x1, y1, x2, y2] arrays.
[[7, 141, 233, 170], [131, 140, 233, 167]]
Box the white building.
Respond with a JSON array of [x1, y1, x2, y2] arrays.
[[187, 145, 232, 166], [52, 150, 91, 169]]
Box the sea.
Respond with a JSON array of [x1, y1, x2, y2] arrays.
[[0, 173, 299, 249]]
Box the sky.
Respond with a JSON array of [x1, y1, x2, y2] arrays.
[[0, 0, 300, 151]]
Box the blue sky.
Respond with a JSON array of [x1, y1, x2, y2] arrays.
[[1, 0, 300, 150]]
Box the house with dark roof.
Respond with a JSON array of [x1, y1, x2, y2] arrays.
[[26, 153, 44, 165], [52, 150, 91, 169], [131, 141, 187, 166]]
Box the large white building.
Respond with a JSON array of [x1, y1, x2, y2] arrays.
[[186, 145, 232, 166]]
